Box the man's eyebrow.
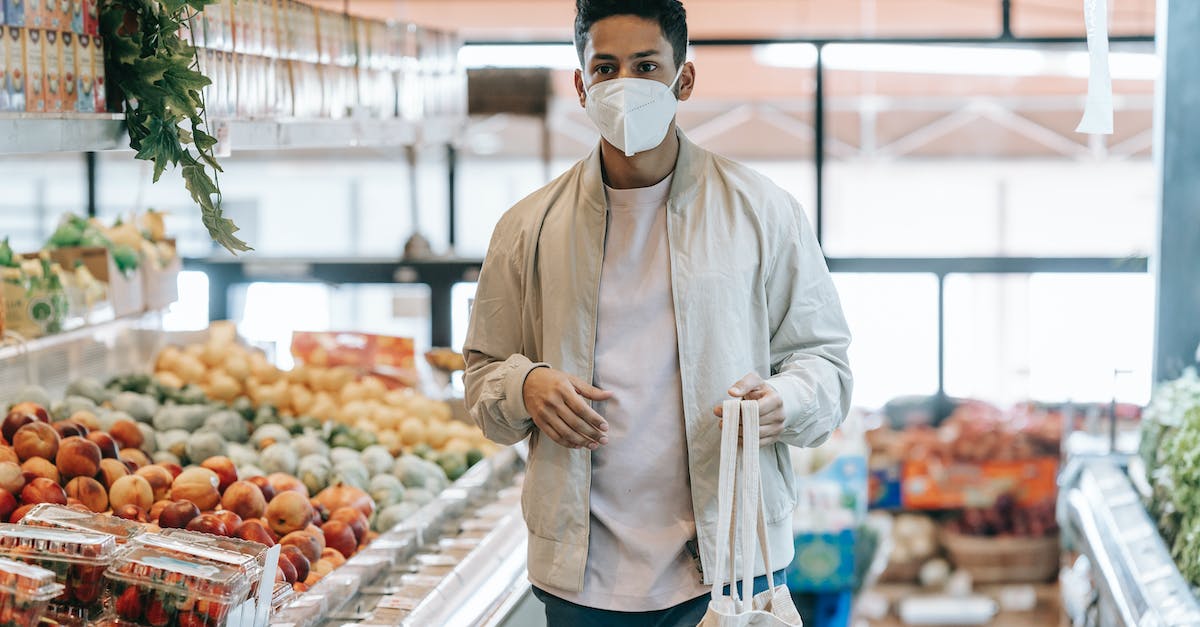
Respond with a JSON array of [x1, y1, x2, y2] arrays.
[[589, 50, 662, 62]]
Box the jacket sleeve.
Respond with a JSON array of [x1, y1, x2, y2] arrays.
[[463, 219, 544, 446], [765, 195, 854, 448]]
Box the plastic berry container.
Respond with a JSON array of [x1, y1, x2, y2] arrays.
[[158, 529, 270, 586], [19, 503, 148, 544], [105, 544, 250, 627], [270, 581, 295, 615], [0, 524, 117, 623], [0, 557, 65, 627]]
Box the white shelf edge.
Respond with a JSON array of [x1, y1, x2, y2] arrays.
[[0, 310, 163, 364]]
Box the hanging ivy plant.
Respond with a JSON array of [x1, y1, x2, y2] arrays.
[[101, 0, 251, 253]]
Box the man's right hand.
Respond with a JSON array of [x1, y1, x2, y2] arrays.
[[522, 367, 612, 450]]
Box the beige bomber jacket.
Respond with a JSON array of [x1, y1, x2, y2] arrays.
[[463, 131, 853, 593]]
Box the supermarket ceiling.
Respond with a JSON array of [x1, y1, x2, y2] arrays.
[[316, 0, 1159, 160]]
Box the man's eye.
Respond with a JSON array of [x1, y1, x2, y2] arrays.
[[595, 65, 615, 75], [639, 63, 658, 73]]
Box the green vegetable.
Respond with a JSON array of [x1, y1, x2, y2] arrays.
[[153, 451, 182, 466], [1147, 369, 1200, 585], [8, 385, 51, 410], [203, 410, 250, 443], [48, 220, 85, 248], [67, 377, 112, 405], [260, 442, 299, 476], [231, 397, 255, 421], [101, 0, 250, 253], [369, 474, 406, 509], [251, 424, 292, 450], [361, 445, 395, 478], [153, 405, 207, 432], [112, 392, 159, 423], [437, 451, 468, 482], [393, 454, 449, 491], [330, 447, 361, 467], [52, 395, 98, 421], [226, 443, 260, 469], [157, 430, 190, 461], [186, 430, 228, 463], [291, 434, 329, 459], [411, 443, 435, 461], [0, 238, 14, 267], [466, 449, 485, 469], [372, 503, 420, 533], [298, 455, 332, 495], [137, 423, 158, 454], [331, 461, 370, 491]]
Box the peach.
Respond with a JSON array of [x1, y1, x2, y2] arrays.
[[85, 432, 120, 460], [21, 477, 67, 505], [186, 513, 230, 537], [56, 436, 102, 480], [158, 500, 201, 529], [172, 468, 221, 511], [200, 457, 238, 493], [97, 458, 131, 489], [65, 476, 108, 513], [13, 421, 59, 462], [321, 520, 357, 559], [119, 448, 152, 469], [237, 519, 276, 547], [114, 503, 149, 522], [221, 481, 267, 520], [0, 461, 25, 494], [108, 420, 144, 450], [265, 491, 312, 536], [135, 465, 174, 502], [21, 457, 60, 483], [280, 531, 321, 563], [109, 475, 154, 512]]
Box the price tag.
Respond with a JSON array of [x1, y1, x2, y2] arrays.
[[375, 595, 420, 611]]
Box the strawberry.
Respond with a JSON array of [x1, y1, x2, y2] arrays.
[[70, 578, 102, 604], [177, 611, 207, 627], [145, 597, 170, 626], [115, 587, 143, 620]]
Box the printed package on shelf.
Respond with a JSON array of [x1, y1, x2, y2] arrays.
[[0, 24, 7, 112], [89, 33, 101, 111], [3, 0, 19, 26], [43, 29, 59, 112], [5, 26, 24, 112], [61, 31, 76, 110], [75, 32, 91, 112], [23, 27, 43, 112]]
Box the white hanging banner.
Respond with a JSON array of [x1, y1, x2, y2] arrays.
[[1076, 0, 1114, 134]]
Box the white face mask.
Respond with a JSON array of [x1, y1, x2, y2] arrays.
[[584, 65, 685, 157]]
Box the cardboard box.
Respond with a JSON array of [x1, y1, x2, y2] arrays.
[[901, 457, 1059, 510], [45, 247, 143, 318], [75, 32, 91, 111], [61, 31, 75, 111], [142, 241, 180, 311], [2, 264, 68, 340], [42, 29, 59, 112], [4, 27, 23, 112], [90, 32, 102, 111], [23, 28, 43, 112], [4, 0, 23, 26]]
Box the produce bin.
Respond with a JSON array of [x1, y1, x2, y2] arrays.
[[104, 544, 251, 627], [0, 524, 118, 626], [0, 557, 65, 627]]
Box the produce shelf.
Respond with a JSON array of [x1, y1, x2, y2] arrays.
[[0, 114, 463, 155], [1059, 457, 1200, 627]]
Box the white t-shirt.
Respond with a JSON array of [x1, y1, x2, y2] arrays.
[[537, 174, 709, 611]]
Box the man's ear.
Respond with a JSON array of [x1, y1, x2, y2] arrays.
[[575, 69, 587, 108], [677, 62, 696, 102]]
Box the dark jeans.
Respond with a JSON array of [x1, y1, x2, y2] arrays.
[[532, 570, 787, 627]]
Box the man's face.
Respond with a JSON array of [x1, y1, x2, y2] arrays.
[[575, 15, 694, 107]]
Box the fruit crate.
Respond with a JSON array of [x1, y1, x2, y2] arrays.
[[0, 524, 118, 626]]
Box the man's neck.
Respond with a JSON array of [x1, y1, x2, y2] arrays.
[[600, 125, 680, 190]]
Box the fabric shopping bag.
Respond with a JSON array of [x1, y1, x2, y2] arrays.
[[698, 399, 803, 627]]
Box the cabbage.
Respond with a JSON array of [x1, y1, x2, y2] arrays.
[[392, 454, 448, 491], [372, 503, 420, 533], [291, 434, 329, 459], [369, 474, 406, 508], [204, 410, 250, 443], [51, 395, 97, 421], [111, 392, 159, 423], [137, 423, 158, 454], [153, 406, 207, 432], [360, 445, 395, 477], [226, 443, 260, 469], [260, 443, 299, 476], [298, 455, 332, 494], [157, 430, 191, 460], [66, 377, 112, 404], [251, 424, 292, 450], [329, 447, 361, 467], [331, 461, 369, 491], [185, 431, 227, 464]]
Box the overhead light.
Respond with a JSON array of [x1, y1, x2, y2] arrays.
[[754, 43, 1158, 80], [459, 44, 579, 70]]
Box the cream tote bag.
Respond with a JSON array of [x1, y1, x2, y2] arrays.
[[698, 400, 804, 627]]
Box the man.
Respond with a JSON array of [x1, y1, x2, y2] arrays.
[[464, 1, 853, 624]]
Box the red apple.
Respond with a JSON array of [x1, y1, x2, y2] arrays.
[[114, 503, 149, 522], [108, 419, 144, 450], [280, 531, 321, 563], [201, 457, 238, 493], [12, 421, 59, 462], [237, 519, 276, 547], [212, 510, 243, 535], [328, 507, 369, 546], [248, 475, 276, 502], [85, 432, 120, 460], [157, 500, 201, 529], [9, 503, 36, 523], [51, 421, 87, 439], [0, 491, 16, 521], [186, 513, 230, 537], [321, 520, 357, 559], [221, 481, 267, 520], [56, 436, 102, 480], [276, 556, 297, 584], [280, 545, 311, 582], [21, 477, 67, 505]]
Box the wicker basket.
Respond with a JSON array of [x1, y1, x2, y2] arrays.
[[940, 530, 1060, 583]]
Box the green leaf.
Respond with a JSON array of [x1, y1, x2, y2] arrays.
[[130, 56, 172, 84], [182, 164, 251, 254], [193, 129, 217, 152], [134, 116, 184, 182]]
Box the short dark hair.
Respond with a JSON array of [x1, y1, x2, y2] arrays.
[[575, 0, 688, 70]]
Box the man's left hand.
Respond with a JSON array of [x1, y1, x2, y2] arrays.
[[713, 372, 785, 447]]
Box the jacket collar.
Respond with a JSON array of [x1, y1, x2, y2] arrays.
[[579, 128, 706, 215]]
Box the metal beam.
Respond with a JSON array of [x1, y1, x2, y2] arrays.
[[466, 36, 1155, 47], [1153, 0, 1200, 381], [826, 257, 1149, 274]]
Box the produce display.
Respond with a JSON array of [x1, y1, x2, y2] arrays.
[[0, 557, 64, 627], [868, 401, 1062, 465], [106, 543, 249, 627], [0, 524, 116, 624], [944, 493, 1058, 539], [1140, 368, 1200, 586]]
